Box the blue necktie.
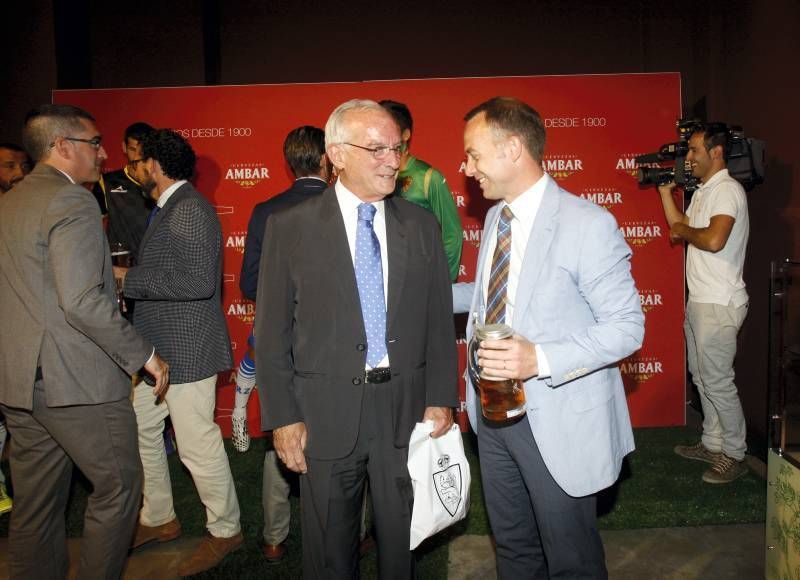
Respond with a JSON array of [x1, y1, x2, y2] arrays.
[[355, 203, 387, 367], [146, 205, 160, 227], [485, 206, 513, 325]]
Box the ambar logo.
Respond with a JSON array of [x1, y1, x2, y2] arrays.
[[615, 153, 658, 178], [619, 220, 663, 247], [226, 299, 255, 323], [226, 231, 247, 254], [225, 163, 270, 188], [639, 289, 664, 313], [463, 224, 483, 249], [542, 154, 583, 181], [620, 355, 664, 383], [579, 187, 623, 209]]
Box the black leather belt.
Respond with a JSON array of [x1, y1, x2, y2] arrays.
[[364, 367, 392, 384], [35, 367, 43, 381]]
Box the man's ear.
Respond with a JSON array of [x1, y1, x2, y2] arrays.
[[504, 134, 523, 163], [327, 145, 345, 173], [401, 128, 411, 143], [710, 144, 724, 161]]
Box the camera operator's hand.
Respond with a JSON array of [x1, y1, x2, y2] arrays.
[[657, 182, 677, 196]]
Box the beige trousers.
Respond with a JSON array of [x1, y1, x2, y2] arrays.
[[133, 376, 241, 537]]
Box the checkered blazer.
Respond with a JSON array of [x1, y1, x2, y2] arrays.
[[125, 182, 232, 384]]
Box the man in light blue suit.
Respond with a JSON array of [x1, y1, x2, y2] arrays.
[[453, 97, 644, 578]]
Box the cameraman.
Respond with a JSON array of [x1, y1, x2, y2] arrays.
[[657, 123, 749, 484]]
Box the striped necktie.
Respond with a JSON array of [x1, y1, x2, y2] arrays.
[[485, 205, 513, 325]]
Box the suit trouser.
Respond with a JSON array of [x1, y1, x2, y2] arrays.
[[1, 381, 142, 580], [133, 375, 241, 537], [262, 449, 291, 545], [300, 381, 415, 579], [684, 300, 748, 460], [478, 415, 607, 579]]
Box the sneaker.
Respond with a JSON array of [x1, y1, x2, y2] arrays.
[[0, 483, 12, 515], [674, 441, 722, 464], [702, 453, 748, 484], [231, 414, 250, 453]]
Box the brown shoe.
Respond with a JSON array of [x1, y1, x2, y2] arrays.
[[262, 542, 286, 563], [702, 453, 749, 484], [674, 441, 722, 464], [177, 532, 244, 577], [131, 518, 182, 549]]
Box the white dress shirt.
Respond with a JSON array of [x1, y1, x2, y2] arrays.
[[335, 179, 390, 368], [479, 174, 552, 377]]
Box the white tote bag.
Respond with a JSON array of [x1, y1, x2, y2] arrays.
[[407, 421, 471, 549]]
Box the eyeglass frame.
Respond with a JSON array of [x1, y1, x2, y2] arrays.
[[344, 142, 407, 160], [50, 136, 103, 150]]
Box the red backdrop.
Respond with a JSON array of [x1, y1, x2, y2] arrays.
[[54, 73, 685, 434]]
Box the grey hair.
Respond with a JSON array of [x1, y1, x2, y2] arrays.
[[23, 104, 95, 162], [324, 99, 388, 146]]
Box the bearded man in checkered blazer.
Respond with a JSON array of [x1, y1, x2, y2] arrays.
[[115, 129, 241, 577]]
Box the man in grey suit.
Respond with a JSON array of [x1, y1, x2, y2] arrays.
[[255, 99, 458, 578], [115, 129, 241, 577], [0, 104, 169, 580], [454, 97, 644, 578]]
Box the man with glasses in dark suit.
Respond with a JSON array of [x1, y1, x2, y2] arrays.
[[255, 99, 458, 579]]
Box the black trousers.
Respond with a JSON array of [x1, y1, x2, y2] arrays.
[[300, 381, 415, 579], [1, 381, 143, 580], [478, 415, 607, 579]]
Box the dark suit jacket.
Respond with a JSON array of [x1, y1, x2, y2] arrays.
[[0, 164, 152, 409], [125, 182, 233, 384], [240, 177, 327, 301], [255, 188, 458, 459]]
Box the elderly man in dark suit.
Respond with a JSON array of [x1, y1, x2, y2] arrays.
[[0, 104, 168, 580], [255, 99, 458, 579], [116, 129, 240, 577]]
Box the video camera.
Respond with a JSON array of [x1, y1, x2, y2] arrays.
[[636, 118, 765, 193]]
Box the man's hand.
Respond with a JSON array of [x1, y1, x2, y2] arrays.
[[657, 182, 677, 197], [113, 266, 129, 286], [422, 406, 454, 438], [144, 353, 170, 403], [669, 222, 687, 244], [274, 422, 308, 473], [478, 334, 538, 381]]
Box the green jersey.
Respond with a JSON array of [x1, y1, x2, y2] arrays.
[[397, 155, 463, 280]]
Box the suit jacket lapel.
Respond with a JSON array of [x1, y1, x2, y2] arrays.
[[319, 189, 363, 332], [138, 183, 191, 256], [513, 179, 559, 321], [385, 197, 407, 333]]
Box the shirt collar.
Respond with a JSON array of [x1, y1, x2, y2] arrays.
[[157, 180, 187, 208], [505, 173, 548, 224], [698, 168, 730, 191], [334, 178, 385, 219]]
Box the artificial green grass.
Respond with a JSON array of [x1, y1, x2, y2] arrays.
[[0, 426, 766, 579]]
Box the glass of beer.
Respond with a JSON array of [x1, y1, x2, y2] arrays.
[[468, 321, 527, 422], [110, 242, 132, 313]]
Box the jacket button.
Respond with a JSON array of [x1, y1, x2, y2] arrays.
[[352, 377, 362, 385], [356, 343, 366, 351]]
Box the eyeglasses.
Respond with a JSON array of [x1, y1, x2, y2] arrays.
[[52, 136, 103, 149], [344, 142, 407, 160]]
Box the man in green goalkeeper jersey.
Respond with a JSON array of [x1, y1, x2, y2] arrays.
[[380, 100, 463, 280]]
